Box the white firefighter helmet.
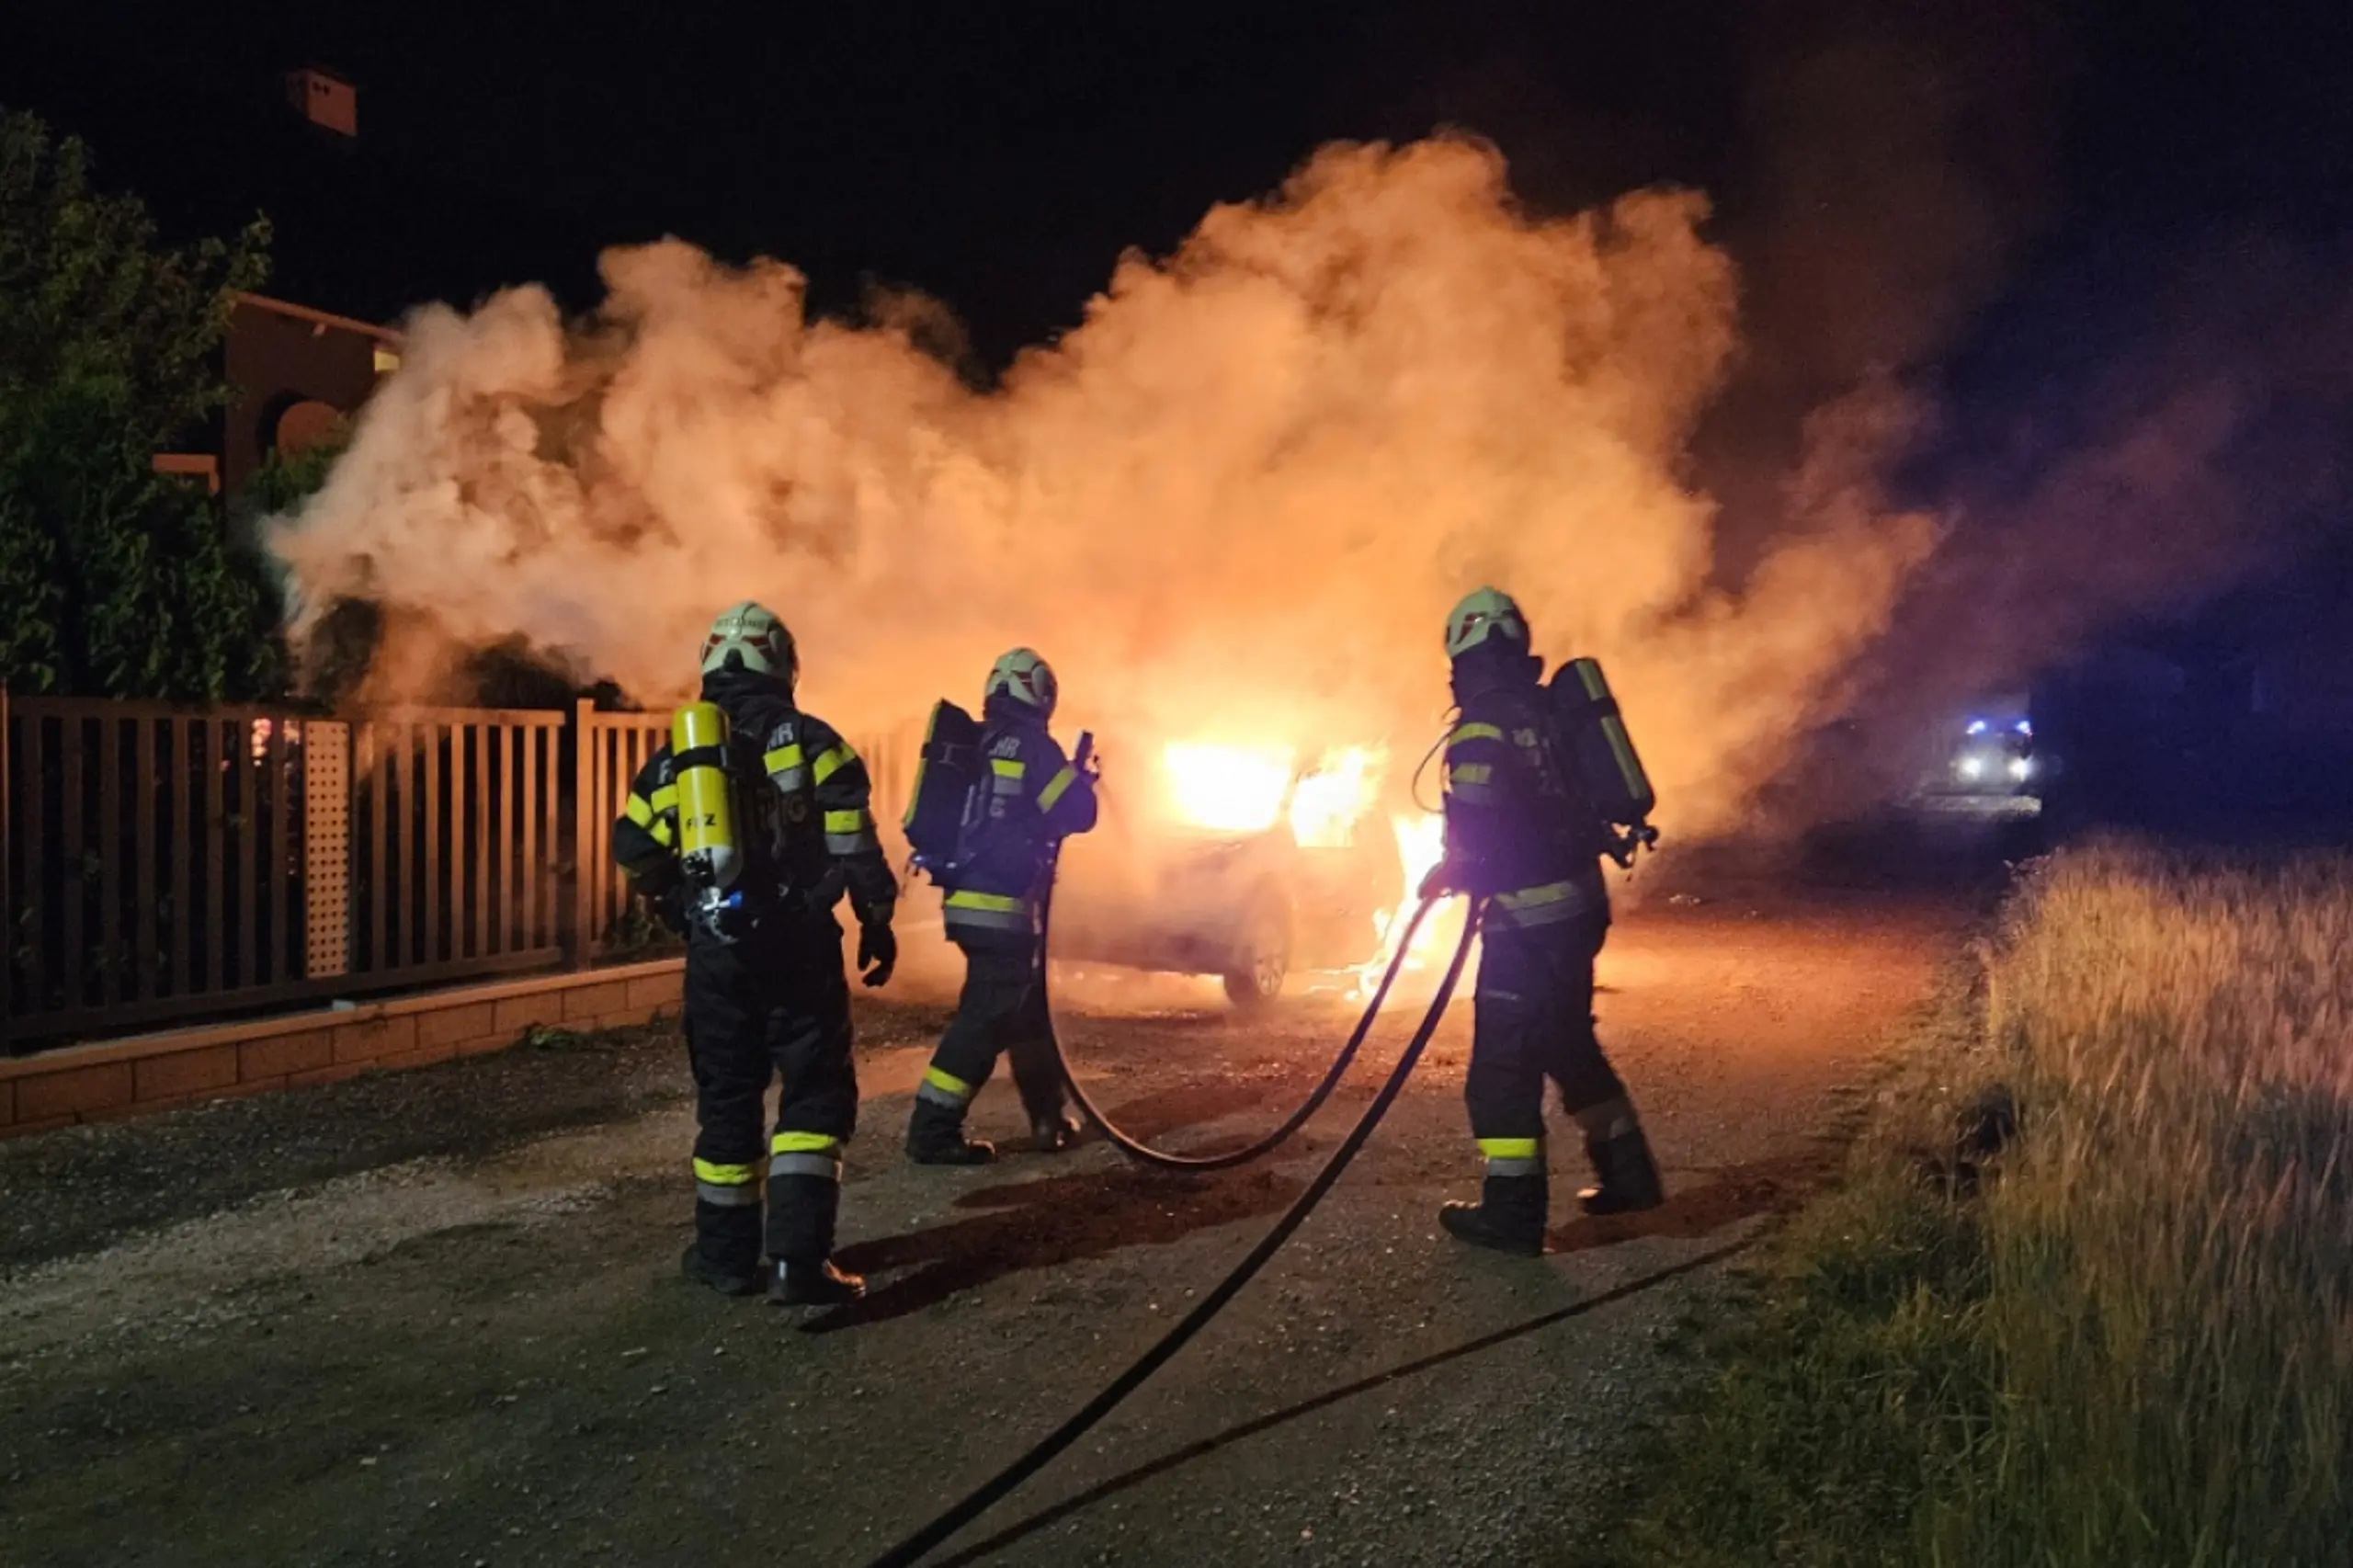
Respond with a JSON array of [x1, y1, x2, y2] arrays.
[[985, 647, 1058, 720], [699, 601, 798, 682], [1443, 586, 1530, 660]]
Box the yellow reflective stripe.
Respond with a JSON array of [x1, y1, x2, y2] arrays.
[[990, 757, 1026, 778], [924, 1066, 974, 1098], [1476, 1137, 1540, 1161], [650, 783, 679, 812], [901, 758, 929, 831], [692, 1157, 757, 1186], [944, 891, 1026, 912], [1037, 765, 1077, 811], [770, 1131, 841, 1155], [765, 743, 805, 775], [1495, 881, 1578, 910], [824, 809, 873, 835], [1450, 722, 1506, 745], [650, 818, 675, 847], [812, 744, 857, 784], [624, 792, 654, 826], [1449, 764, 1493, 786]]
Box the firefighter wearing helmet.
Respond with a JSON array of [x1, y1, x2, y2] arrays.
[[610, 601, 900, 1304], [1418, 586, 1665, 1252], [906, 647, 1100, 1165]]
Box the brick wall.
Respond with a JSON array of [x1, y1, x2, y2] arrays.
[[0, 961, 683, 1139]]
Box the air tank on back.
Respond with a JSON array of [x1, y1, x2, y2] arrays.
[[1548, 656, 1656, 832], [671, 701, 742, 919]]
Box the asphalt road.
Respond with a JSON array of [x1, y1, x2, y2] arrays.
[[0, 880, 1966, 1567]]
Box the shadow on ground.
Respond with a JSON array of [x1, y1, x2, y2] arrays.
[[811, 1084, 1311, 1333], [1548, 1151, 1836, 1255]]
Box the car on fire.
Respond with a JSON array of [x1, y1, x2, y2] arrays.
[[1047, 744, 1410, 1007]]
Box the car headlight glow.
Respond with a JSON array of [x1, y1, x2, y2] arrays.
[[1957, 755, 1985, 780], [2008, 756, 2032, 781]]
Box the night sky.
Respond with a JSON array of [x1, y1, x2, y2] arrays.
[[7, 0, 2350, 640], [8, 0, 2348, 361]]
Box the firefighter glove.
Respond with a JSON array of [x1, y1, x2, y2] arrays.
[[857, 921, 898, 988]]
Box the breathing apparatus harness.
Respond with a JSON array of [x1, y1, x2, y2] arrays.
[[671, 700, 754, 938], [668, 699, 846, 943]]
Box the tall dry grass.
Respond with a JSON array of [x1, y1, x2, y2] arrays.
[[1596, 844, 2353, 1568], [1942, 843, 2353, 1565]]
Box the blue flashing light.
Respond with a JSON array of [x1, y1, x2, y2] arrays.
[[2015, 719, 2033, 737], [1965, 719, 1988, 736]]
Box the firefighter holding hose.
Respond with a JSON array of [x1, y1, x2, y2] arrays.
[[906, 648, 1099, 1165], [1418, 587, 1665, 1255], [611, 602, 899, 1304]]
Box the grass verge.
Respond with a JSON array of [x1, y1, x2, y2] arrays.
[[1583, 842, 2353, 1568]]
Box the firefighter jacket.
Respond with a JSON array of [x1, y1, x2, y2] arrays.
[[939, 707, 1097, 937], [611, 669, 897, 930], [1440, 677, 1608, 932]]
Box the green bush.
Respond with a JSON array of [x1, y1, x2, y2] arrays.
[[0, 106, 283, 700]]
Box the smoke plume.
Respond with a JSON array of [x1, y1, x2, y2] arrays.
[[269, 137, 1938, 837]]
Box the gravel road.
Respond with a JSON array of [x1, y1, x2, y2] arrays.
[[0, 881, 1963, 1567]]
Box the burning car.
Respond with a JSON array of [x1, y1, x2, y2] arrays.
[[1049, 743, 1419, 1007]]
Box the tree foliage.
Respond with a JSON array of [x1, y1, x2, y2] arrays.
[[0, 107, 283, 700]]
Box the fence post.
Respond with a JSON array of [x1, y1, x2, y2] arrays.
[[567, 699, 594, 971], [305, 721, 353, 983]]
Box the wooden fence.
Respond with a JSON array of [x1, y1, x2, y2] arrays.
[[2, 691, 915, 1051]]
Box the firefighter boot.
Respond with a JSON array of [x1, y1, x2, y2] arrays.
[[679, 1244, 761, 1298], [681, 1195, 764, 1296], [1029, 1111, 1085, 1153], [905, 1097, 996, 1166], [771, 1257, 866, 1306], [765, 1173, 866, 1307], [1438, 1173, 1548, 1256], [1020, 1083, 1084, 1153], [1573, 1096, 1665, 1216]]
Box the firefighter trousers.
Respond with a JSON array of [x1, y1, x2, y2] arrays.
[[1464, 913, 1631, 1158], [919, 935, 1067, 1124], [682, 915, 858, 1271]]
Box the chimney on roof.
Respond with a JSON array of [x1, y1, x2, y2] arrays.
[[286, 65, 358, 138]]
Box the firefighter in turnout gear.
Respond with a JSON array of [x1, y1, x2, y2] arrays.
[[1420, 587, 1665, 1254], [610, 602, 900, 1304], [907, 648, 1099, 1165]]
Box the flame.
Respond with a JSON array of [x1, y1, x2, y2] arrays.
[[1357, 807, 1466, 995], [1158, 742, 1387, 845], [1372, 810, 1446, 954], [1160, 743, 1293, 833], [1289, 745, 1382, 848]]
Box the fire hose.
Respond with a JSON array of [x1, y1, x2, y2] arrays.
[[860, 892, 1481, 1568], [1042, 885, 1442, 1170]]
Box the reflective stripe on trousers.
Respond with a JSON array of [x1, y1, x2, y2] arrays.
[[694, 1155, 762, 1207], [770, 1131, 843, 1183], [1476, 1135, 1544, 1178], [916, 1065, 976, 1108], [943, 890, 1033, 932], [1487, 879, 1595, 930]]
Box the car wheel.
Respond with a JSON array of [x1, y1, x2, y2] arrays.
[[1222, 887, 1292, 1009]]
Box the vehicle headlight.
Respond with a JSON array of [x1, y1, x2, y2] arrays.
[[2008, 756, 2032, 781], [1957, 755, 1985, 780]]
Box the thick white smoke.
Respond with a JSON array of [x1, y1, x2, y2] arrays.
[[267, 137, 1936, 837]]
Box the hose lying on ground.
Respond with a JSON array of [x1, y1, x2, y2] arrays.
[[1040, 880, 1439, 1171], [860, 897, 1481, 1568]]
